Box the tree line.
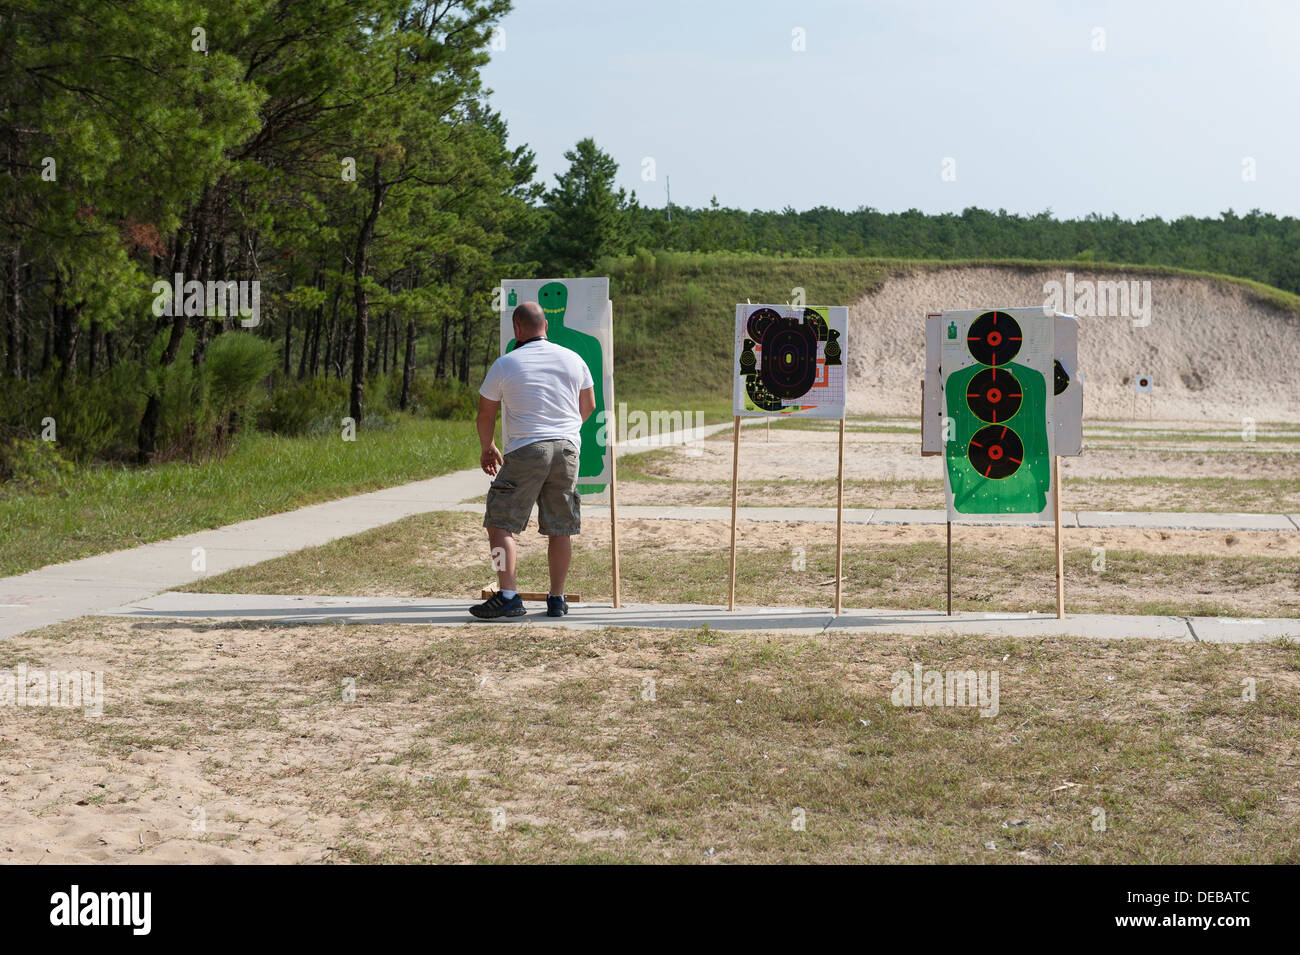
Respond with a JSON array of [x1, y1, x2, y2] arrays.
[[3, 1, 1297, 474]]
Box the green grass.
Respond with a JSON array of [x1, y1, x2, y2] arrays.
[[188, 511, 1300, 618], [0, 416, 479, 577]]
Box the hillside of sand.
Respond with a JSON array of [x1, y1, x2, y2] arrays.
[[843, 266, 1300, 422]]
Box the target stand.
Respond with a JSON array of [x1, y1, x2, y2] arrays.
[[730, 303, 849, 615], [922, 308, 1083, 619]]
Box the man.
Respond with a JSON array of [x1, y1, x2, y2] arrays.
[[470, 300, 596, 619]]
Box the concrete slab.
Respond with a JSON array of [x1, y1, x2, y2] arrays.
[[1076, 511, 1295, 531], [869, 509, 1077, 527], [1288, 515, 1300, 531], [1189, 617, 1300, 643], [830, 609, 1193, 641], [870, 508, 949, 526], [101, 593, 1298, 644], [104, 593, 836, 635]]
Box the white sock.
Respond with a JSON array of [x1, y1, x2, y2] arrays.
[[500, 589, 517, 600]]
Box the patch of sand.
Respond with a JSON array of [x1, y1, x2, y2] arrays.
[[606, 428, 1300, 511], [842, 266, 1300, 422], [573, 518, 1300, 560]]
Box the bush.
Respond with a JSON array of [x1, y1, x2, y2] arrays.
[[0, 437, 76, 491], [258, 376, 349, 436], [406, 374, 477, 420], [205, 332, 276, 425], [0, 366, 144, 464]]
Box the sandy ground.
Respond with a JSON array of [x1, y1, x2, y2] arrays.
[[843, 266, 1300, 422], [3, 616, 1297, 864], [608, 427, 1300, 511]]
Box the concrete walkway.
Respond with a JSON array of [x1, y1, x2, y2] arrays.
[[104, 592, 1300, 644], [2, 413, 1295, 641], [0, 423, 726, 640]]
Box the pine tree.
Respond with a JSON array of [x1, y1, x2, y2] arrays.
[[537, 138, 631, 272]]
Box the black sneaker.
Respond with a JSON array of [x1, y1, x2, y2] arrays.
[[546, 594, 568, 617], [469, 592, 526, 619]]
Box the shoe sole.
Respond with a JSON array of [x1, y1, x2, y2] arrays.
[[469, 607, 527, 619]]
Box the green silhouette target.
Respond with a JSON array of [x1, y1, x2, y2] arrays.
[[940, 309, 1055, 518]]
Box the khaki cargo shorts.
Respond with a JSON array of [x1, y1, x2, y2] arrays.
[[484, 438, 581, 536]]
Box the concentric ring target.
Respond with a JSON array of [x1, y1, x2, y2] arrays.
[[968, 425, 1024, 480], [967, 311, 1022, 366], [965, 366, 1023, 423], [761, 324, 819, 398]]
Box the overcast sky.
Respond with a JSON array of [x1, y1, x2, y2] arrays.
[[480, 0, 1298, 219]]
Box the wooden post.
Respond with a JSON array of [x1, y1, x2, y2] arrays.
[[605, 314, 621, 610], [609, 398, 621, 609], [834, 416, 845, 615], [728, 415, 741, 611], [946, 520, 953, 616], [1053, 454, 1064, 619]]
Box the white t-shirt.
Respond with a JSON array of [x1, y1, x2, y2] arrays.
[[479, 339, 593, 455]]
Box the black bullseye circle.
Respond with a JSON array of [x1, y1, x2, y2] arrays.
[[762, 325, 818, 397], [966, 366, 1023, 423], [968, 425, 1024, 480], [967, 311, 1022, 366]]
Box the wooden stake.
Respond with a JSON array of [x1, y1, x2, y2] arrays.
[[946, 520, 953, 616], [834, 416, 845, 615], [609, 396, 621, 609], [1053, 454, 1064, 619], [728, 415, 741, 611]]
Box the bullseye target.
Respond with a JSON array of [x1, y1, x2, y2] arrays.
[[965, 366, 1023, 424], [734, 304, 847, 419], [761, 322, 819, 397], [967, 425, 1024, 480], [967, 311, 1022, 366]]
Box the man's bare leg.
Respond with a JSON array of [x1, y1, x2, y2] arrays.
[[547, 535, 572, 595], [488, 526, 517, 592]]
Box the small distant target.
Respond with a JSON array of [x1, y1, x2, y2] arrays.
[[966, 366, 1023, 424], [1134, 374, 1153, 394], [968, 425, 1024, 480], [967, 311, 1022, 366]]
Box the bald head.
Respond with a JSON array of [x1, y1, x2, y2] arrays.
[[512, 301, 546, 339]]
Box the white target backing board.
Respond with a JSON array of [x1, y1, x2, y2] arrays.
[[498, 277, 613, 489], [923, 309, 1083, 458], [733, 304, 848, 419], [1134, 374, 1153, 394], [926, 306, 1060, 522], [1054, 313, 1083, 456]]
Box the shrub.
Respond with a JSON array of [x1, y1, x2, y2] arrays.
[[258, 376, 348, 436], [0, 437, 76, 491], [203, 331, 276, 440], [407, 374, 477, 420]]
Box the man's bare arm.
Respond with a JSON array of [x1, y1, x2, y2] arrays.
[[477, 396, 503, 475], [578, 386, 596, 422]]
